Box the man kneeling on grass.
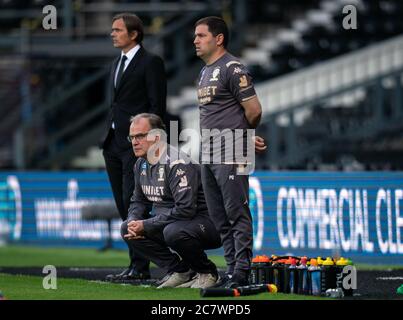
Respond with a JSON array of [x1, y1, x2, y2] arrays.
[[122, 113, 221, 289]]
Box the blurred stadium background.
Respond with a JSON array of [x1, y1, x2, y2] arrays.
[[0, 0, 403, 299]]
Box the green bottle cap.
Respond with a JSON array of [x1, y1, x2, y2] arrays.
[[397, 285, 403, 295]]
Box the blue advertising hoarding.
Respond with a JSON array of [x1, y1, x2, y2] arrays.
[[249, 172, 403, 265], [1, 171, 402, 265]]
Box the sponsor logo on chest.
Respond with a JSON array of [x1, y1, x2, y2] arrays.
[[158, 166, 165, 182]]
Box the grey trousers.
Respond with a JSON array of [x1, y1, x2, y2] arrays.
[[201, 164, 253, 277]]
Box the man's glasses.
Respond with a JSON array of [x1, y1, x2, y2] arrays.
[[127, 132, 149, 143]]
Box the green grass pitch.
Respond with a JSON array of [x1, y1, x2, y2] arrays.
[[4, 245, 391, 300]]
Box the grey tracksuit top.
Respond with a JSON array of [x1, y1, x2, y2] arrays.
[[127, 146, 209, 234]]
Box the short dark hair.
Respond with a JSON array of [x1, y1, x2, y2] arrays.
[[112, 13, 144, 43], [130, 113, 166, 131], [195, 16, 229, 48]]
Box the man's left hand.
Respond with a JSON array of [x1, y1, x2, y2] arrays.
[[124, 220, 145, 240], [128, 220, 145, 236]]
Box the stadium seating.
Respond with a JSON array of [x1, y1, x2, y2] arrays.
[[247, 0, 403, 81]]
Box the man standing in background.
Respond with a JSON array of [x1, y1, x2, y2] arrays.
[[100, 13, 167, 281], [194, 16, 265, 288]]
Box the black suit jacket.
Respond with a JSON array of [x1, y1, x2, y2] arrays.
[[100, 46, 167, 149]]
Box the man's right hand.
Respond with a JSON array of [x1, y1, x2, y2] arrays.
[[124, 233, 145, 240], [254, 135, 267, 153]]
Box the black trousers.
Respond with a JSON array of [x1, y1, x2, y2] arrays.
[[102, 129, 150, 273], [121, 215, 221, 274], [201, 164, 253, 277]]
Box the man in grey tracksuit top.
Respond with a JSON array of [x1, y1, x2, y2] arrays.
[[194, 17, 264, 287], [121, 113, 221, 288]]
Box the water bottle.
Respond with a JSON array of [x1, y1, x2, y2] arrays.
[[297, 256, 309, 295], [288, 258, 298, 294], [250, 255, 271, 285], [308, 259, 321, 296], [250, 256, 259, 285], [257, 255, 271, 284], [271, 258, 286, 292], [321, 257, 336, 294], [262, 255, 273, 284], [283, 258, 291, 293], [335, 257, 354, 297]]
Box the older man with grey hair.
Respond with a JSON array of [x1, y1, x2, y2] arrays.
[[121, 113, 221, 289]]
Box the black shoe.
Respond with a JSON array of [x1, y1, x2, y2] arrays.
[[223, 273, 249, 289], [213, 273, 233, 288], [122, 268, 151, 280], [105, 267, 131, 281], [105, 267, 150, 282]]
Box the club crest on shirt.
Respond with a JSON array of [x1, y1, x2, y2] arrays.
[[233, 66, 242, 74], [158, 166, 165, 182], [176, 168, 185, 177], [179, 175, 188, 187], [239, 75, 248, 88], [140, 162, 147, 176], [209, 68, 220, 82]]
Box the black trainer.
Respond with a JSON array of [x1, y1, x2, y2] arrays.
[[213, 273, 233, 288], [105, 267, 150, 282], [123, 268, 151, 280], [223, 273, 249, 289], [105, 267, 131, 281]]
